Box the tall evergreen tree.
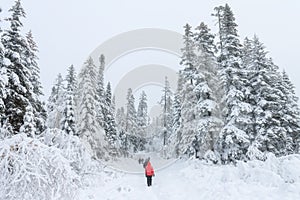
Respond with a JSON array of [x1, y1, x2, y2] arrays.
[[61, 65, 77, 135], [77, 57, 105, 158], [279, 71, 300, 154], [103, 82, 118, 148], [125, 88, 138, 135], [25, 31, 46, 134], [213, 4, 251, 163], [125, 88, 142, 152], [159, 77, 173, 145], [116, 106, 128, 155], [46, 74, 65, 129], [193, 22, 223, 158], [177, 24, 199, 157], [96, 54, 105, 128], [1, 0, 35, 134], [243, 36, 292, 159], [281, 71, 300, 153], [137, 91, 149, 133]]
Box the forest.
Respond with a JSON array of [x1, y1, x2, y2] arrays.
[[1, 1, 300, 199]]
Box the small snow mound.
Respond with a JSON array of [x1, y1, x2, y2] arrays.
[[3, 58, 11, 66]]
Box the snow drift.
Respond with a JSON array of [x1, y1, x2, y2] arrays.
[[0, 133, 80, 200]]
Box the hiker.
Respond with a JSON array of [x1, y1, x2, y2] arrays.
[[145, 160, 155, 187]]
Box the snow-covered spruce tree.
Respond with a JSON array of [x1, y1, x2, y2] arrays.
[[241, 36, 263, 160], [262, 61, 298, 156], [96, 54, 105, 128], [61, 65, 77, 135], [177, 23, 199, 157], [1, 0, 35, 134], [213, 4, 252, 163], [125, 88, 144, 152], [25, 31, 46, 134], [77, 57, 106, 159], [278, 71, 300, 154], [137, 91, 149, 134], [103, 82, 118, 155], [47, 73, 65, 129], [159, 77, 173, 146], [281, 71, 300, 153], [244, 36, 292, 159], [178, 81, 198, 157], [193, 22, 223, 159], [125, 88, 137, 135], [116, 107, 129, 156]]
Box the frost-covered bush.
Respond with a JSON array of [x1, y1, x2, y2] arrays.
[[0, 134, 79, 200], [39, 128, 93, 174]]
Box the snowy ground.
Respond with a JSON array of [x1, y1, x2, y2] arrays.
[[79, 154, 300, 200]]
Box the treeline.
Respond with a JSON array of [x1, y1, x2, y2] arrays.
[[168, 4, 300, 163], [1, 1, 299, 165]]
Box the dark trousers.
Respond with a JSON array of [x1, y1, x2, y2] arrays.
[[146, 176, 152, 186]]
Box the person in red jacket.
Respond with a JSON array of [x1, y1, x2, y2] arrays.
[[145, 160, 155, 187]]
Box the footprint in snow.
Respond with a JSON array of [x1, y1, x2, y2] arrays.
[[117, 186, 132, 193]]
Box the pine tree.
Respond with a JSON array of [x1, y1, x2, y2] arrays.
[[125, 88, 138, 135], [46, 74, 65, 129], [1, 0, 35, 134], [178, 81, 198, 157], [159, 77, 173, 145], [77, 57, 106, 158], [103, 82, 118, 149], [213, 4, 251, 163], [125, 88, 141, 152], [176, 21, 222, 159], [193, 22, 223, 158], [177, 24, 199, 157], [279, 71, 300, 154], [96, 54, 105, 128], [244, 36, 291, 159], [61, 65, 77, 135], [25, 31, 46, 134], [137, 91, 149, 133]]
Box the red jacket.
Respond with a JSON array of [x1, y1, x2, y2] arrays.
[[145, 162, 154, 176]]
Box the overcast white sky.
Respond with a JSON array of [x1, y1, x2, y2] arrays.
[[2, 0, 300, 108]]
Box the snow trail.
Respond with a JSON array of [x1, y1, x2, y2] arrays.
[[79, 154, 300, 200]]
